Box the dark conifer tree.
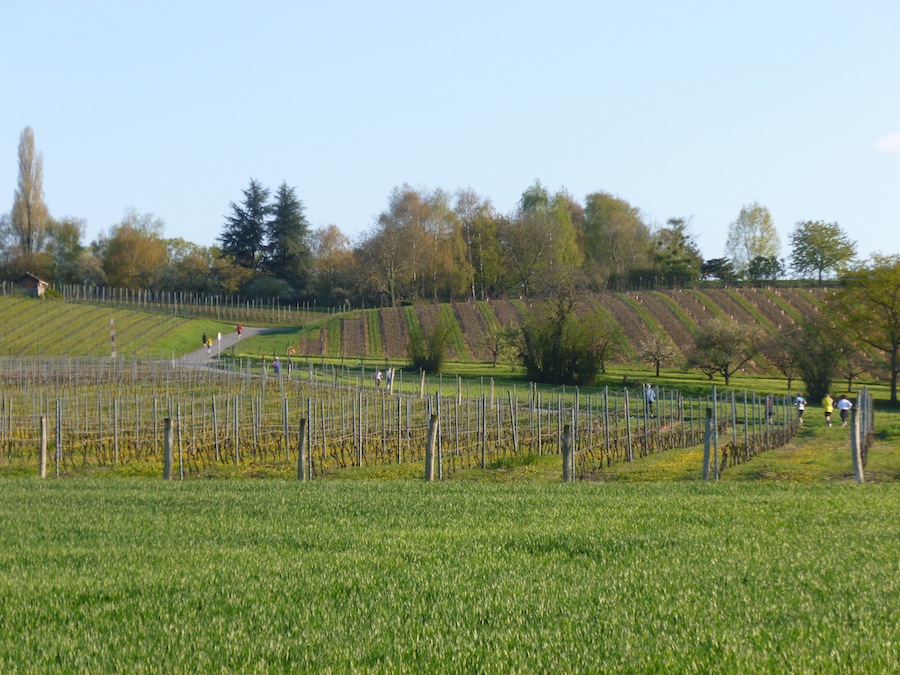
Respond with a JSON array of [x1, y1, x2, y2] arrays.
[[265, 182, 312, 293], [219, 179, 270, 270]]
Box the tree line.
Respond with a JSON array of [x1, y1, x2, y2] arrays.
[[1, 126, 862, 306]]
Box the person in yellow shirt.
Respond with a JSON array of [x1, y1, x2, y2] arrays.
[[822, 393, 834, 427]]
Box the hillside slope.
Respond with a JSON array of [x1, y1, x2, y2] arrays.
[[0, 296, 233, 358], [285, 288, 843, 371]]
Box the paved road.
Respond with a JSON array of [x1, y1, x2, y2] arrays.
[[178, 326, 275, 365]]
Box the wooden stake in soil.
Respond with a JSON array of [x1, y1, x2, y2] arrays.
[[163, 417, 173, 480], [850, 408, 864, 484], [561, 423, 573, 482], [39, 415, 48, 479], [297, 418, 308, 481], [424, 413, 439, 482], [702, 408, 712, 481]]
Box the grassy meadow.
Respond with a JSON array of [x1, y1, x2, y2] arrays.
[[0, 479, 897, 672]]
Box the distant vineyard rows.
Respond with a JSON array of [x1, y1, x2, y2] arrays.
[[2, 289, 836, 369], [294, 288, 831, 370]]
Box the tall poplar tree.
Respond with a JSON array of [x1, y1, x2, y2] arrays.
[[11, 126, 49, 257]]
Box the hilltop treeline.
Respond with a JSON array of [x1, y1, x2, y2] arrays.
[[3, 126, 861, 306]]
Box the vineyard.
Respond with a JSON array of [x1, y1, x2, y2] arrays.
[[282, 287, 840, 377], [0, 355, 811, 482], [0, 284, 884, 483]]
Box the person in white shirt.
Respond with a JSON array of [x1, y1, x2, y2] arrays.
[[836, 394, 853, 427], [794, 394, 807, 426]]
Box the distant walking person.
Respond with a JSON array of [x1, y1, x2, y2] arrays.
[[272, 356, 281, 376], [836, 394, 852, 427], [202, 332, 208, 348], [794, 393, 807, 426], [822, 393, 834, 427], [644, 384, 656, 416], [236, 324, 243, 340], [206, 336, 213, 356], [375, 370, 383, 388], [766, 394, 774, 423]]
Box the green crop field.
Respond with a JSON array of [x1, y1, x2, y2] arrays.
[[0, 479, 897, 672]]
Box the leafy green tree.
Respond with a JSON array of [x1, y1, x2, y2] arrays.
[[828, 255, 900, 404], [312, 224, 355, 305], [158, 239, 222, 293], [69, 251, 107, 286], [95, 210, 167, 289], [687, 317, 764, 385], [418, 188, 470, 302], [651, 218, 702, 285], [265, 182, 312, 295], [725, 202, 780, 275], [786, 317, 842, 401], [45, 217, 86, 284], [356, 186, 426, 306], [701, 258, 737, 282], [497, 181, 581, 299], [219, 179, 270, 270], [789, 220, 856, 282], [243, 275, 293, 302], [454, 189, 503, 301], [581, 192, 651, 287], [746, 255, 786, 282]]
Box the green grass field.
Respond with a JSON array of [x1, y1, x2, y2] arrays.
[[0, 479, 896, 672], [0, 295, 234, 358]]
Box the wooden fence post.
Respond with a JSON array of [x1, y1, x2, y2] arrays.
[[850, 408, 864, 483], [561, 423, 572, 482], [702, 407, 712, 481], [424, 414, 438, 482], [39, 416, 48, 479], [163, 417, 173, 480], [297, 418, 308, 481]]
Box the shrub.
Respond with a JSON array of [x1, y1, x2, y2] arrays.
[[519, 298, 620, 386], [406, 319, 450, 374]]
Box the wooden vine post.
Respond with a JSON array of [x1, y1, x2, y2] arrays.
[[163, 417, 173, 480], [561, 423, 573, 482], [297, 418, 308, 481], [850, 408, 864, 484], [39, 416, 48, 479], [424, 414, 439, 482], [702, 408, 712, 481]]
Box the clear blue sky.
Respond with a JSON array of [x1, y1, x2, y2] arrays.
[[2, 0, 898, 262]]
